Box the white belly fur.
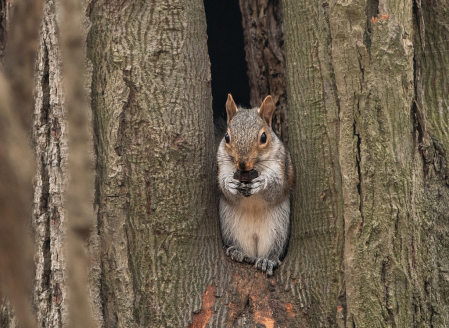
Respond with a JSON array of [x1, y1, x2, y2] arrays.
[[221, 195, 289, 259]]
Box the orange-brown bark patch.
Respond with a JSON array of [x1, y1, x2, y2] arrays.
[[381, 14, 389, 20], [284, 302, 295, 318], [254, 312, 275, 328], [187, 284, 215, 328], [226, 271, 253, 322], [371, 16, 378, 24], [250, 284, 275, 328]]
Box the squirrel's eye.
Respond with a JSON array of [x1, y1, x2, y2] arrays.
[[225, 133, 230, 143], [260, 132, 267, 144]]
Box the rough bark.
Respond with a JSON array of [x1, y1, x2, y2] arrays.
[[87, 0, 224, 326], [413, 0, 449, 325], [239, 0, 289, 144], [283, 0, 449, 326], [33, 1, 71, 326]]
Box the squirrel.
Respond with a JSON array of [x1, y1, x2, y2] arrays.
[[217, 94, 294, 276]]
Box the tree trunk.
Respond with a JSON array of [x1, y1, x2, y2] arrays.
[[283, 0, 449, 326], [87, 0, 223, 325], [413, 0, 449, 325], [33, 1, 72, 326]]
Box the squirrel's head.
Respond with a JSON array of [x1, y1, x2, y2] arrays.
[[223, 94, 276, 171]]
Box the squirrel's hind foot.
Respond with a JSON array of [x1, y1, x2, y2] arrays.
[[226, 246, 245, 263], [225, 247, 281, 276], [226, 246, 256, 264], [255, 258, 281, 276]]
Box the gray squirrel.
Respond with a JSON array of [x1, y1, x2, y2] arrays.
[[217, 94, 293, 276]]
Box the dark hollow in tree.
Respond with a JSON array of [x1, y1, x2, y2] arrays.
[[204, 0, 250, 122]]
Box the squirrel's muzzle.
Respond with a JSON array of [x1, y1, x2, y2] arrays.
[[235, 157, 255, 171], [238, 161, 247, 171]]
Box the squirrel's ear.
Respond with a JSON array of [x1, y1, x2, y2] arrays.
[[258, 95, 275, 126], [226, 94, 237, 123]]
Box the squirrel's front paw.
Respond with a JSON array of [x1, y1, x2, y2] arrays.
[[255, 258, 280, 276], [224, 176, 242, 195], [248, 175, 267, 195]]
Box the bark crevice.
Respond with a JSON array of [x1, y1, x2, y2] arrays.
[[114, 70, 138, 157], [413, 0, 425, 51], [353, 114, 364, 230]]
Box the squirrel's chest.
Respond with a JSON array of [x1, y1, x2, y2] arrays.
[[235, 195, 267, 220], [231, 196, 275, 258]]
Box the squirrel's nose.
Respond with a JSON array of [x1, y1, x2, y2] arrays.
[[238, 161, 246, 171]]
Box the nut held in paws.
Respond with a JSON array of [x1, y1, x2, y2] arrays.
[[233, 169, 259, 184]]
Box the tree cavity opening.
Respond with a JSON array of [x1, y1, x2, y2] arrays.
[[203, 0, 250, 124]]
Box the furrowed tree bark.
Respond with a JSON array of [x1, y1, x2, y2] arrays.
[[87, 0, 224, 326], [31, 0, 299, 326], [282, 0, 449, 326], [413, 0, 449, 325], [33, 1, 80, 326]]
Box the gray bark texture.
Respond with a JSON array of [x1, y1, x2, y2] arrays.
[[1, 0, 448, 327], [87, 0, 221, 326], [283, 0, 449, 326], [32, 1, 71, 326]]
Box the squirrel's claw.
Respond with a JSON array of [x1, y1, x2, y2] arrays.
[[226, 246, 257, 264], [225, 176, 241, 195], [255, 258, 279, 276], [226, 246, 245, 262], [248, 175, 266, 195], [226, 248, 281, 276]]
